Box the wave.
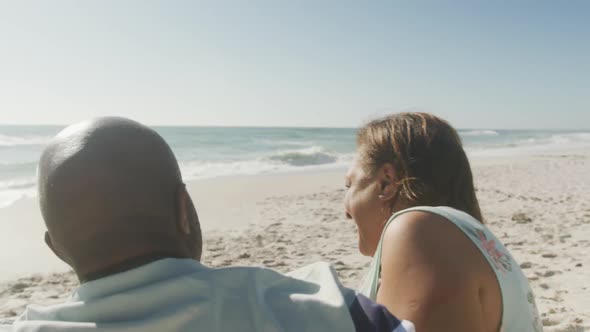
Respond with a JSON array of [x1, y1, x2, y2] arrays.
[[0, 146, 352, 208], [460, 130, 500, 137], [180, 147, 352, 181], [0, 178, 37, 190], [0, 178, 37, 209], [180, 159, 284, 180], [0, 134, 52, 147], [549, 132, 590, 143], [256, 139, 315, 147], [515, 132, 590, 146], [268, 146, 338, 166], [0, 161, 38, 169], [468, 131, 590, 157]]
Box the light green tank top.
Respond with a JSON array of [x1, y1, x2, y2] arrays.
[[359, 206, 543, 332]]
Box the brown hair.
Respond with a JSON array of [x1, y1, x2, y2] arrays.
[[357, 112, 483, 222]]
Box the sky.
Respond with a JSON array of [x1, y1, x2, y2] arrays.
[[0, 1, 588, 129]]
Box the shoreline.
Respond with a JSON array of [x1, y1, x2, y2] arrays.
[[2, 140, 590, 210]]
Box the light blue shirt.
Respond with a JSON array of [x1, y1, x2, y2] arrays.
[[2, 259, 361, 332]]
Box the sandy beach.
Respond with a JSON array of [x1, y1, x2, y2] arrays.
[[1, 152, 589, 331]]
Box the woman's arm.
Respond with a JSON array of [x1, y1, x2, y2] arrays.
[[376, 211, 489, 332]]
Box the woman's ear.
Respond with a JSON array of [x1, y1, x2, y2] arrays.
[[378, 163, 397, 201]]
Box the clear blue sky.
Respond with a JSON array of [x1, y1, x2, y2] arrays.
[[0, 1, 588, 129]]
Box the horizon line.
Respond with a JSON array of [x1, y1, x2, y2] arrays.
[[0, 123, 588, 131]]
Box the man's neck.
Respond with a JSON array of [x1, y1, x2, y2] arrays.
[[79, 252, 189, 283]]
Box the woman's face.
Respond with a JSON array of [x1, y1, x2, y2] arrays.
[[344, 158, 392, 256]]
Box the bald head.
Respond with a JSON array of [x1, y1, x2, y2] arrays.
[[38, 117, 201, 281]]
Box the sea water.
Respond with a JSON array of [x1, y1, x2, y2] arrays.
[[1, 125, 589, 208]]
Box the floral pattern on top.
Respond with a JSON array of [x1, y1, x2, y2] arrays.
[[476, 229, 513, 273]]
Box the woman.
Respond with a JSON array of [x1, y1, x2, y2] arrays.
[[344, 113, 542, 332]]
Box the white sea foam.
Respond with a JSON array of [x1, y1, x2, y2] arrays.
[[468, 132, 590, 157], [2, 127, 588, 209], [0, 135, 52, 147], [268, 146, 338, 166], [0, 178, 37, 208], [255, 139, 316, 147], [460, 130, 500, 136], [180, 148, 353, 181]]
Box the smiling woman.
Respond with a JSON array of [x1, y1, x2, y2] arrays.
[[345, 113, 543, 332]]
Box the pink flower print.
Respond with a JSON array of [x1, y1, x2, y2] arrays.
[[477, 230, 512, 273]]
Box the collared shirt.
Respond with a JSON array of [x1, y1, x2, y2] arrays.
[[2, 259, 413, 332]]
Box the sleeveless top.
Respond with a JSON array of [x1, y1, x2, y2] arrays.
[[359, 206, 543, 332]]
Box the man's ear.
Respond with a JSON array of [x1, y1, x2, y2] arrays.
[[378, 163, 397, 201], [185, 193, 203, 261], [44, 231, 71, 265], [176, 185, 191, 235], [176, 184, 203, 261]]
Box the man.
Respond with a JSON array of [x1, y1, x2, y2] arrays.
[[1, 117, 414, 332]]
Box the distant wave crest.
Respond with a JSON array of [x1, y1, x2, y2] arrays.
[[519, 132, 590, 146], [550, 132, 590, 144], [0, 178, 37, 190], [0, 134, 51, 147], [268, 146, 338, 166], [179, 146, 352, 181], [0, 178, 37, 208], [256, 139, 315, 147], [460, 130, 500, 137], [468, 131, 590, 157]]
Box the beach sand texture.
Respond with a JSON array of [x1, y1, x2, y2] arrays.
[[1, 153, 589, 331]]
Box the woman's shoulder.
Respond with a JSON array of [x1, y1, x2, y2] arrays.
[[380, 209, 487, 278], [383, 209, 466, 245], [376, 209, 501, 329]]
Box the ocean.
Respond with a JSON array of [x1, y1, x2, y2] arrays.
[[1, 125, 589, 208]]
